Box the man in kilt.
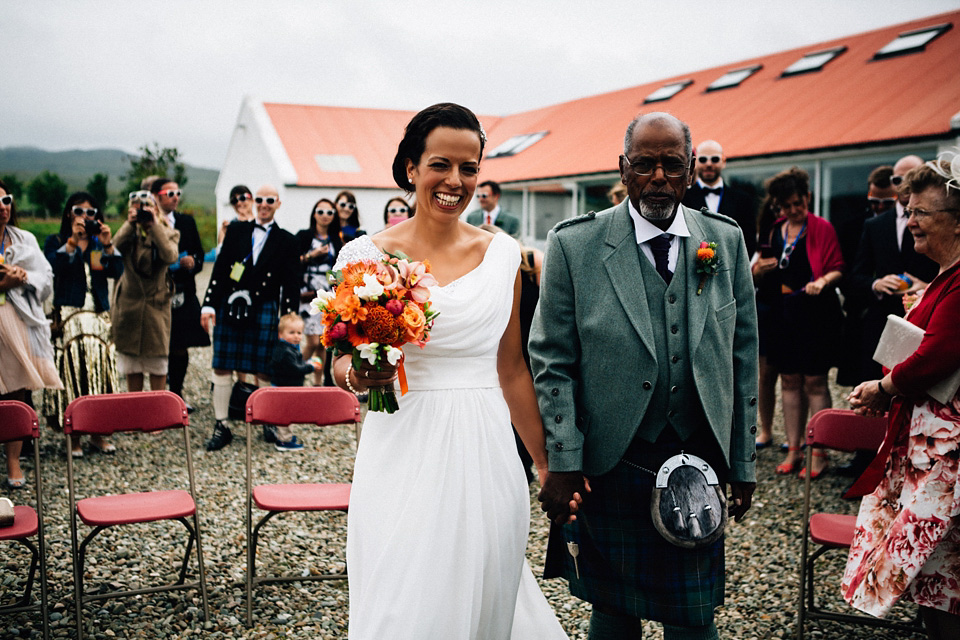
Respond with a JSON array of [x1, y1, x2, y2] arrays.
[[200, 185, 299, 450], [530, 112, 758, 639]]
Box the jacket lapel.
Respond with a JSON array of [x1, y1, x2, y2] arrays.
[[602, 202, 656, 359], [684, 207, 710, 355]]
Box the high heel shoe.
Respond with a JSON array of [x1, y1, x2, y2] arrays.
[[800, 450, 829, 480], [776, 447, 802, 475]]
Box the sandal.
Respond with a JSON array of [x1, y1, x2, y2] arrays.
[[6, 476, 26, 490], [776, 447, 802, 475], [755, 439, 773, 450], [72, 448, 84, 458], [800, 450, 829, 480], [90, 437, 117, 455]]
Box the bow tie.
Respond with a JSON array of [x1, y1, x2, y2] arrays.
[[255, 223, 270, 231], [702, 187, 723, 196]]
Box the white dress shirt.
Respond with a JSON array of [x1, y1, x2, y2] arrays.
[[627, 200, 692, 272], [697, 177, 724, 213]]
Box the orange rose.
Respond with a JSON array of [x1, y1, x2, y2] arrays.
[[397, 302, 427, 343]]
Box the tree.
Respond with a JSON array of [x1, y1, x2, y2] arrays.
[[86, 173, 110, 211], [122, 143, 188, 194], [26, 170, 69, 218], [0, 174, 25, 201]]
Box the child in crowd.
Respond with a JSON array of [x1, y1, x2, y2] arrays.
[[267, 313, 321, 451]]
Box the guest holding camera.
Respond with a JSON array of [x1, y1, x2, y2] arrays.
[[296, 198, 341, 386], [109, 191, 180, 392], [41, 192, 123, 456]]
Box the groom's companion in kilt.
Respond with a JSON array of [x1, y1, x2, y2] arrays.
[[530, 112, 759, 640], [200, 185, 300, 451]]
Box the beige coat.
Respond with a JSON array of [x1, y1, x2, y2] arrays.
[[110, 220, 180, 358]]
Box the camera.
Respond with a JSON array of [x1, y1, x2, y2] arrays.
[[84, 219, 101, 238], [128, 190, 154, 225]]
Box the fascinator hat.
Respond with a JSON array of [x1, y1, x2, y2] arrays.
[[927, 147, 960, 193]]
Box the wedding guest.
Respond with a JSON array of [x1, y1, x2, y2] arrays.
[[383, 197, 413, 227], [608, 182, 627, 206], [844, 154, 960, 639], [0, 180, 62, 488], [295, 198, 341, 386], [41, 192, 122, 456], [334, 190, 365, 243], [218, 184, 256, 247], [110, 190, 180, 393], [332, 103, 567, 638]]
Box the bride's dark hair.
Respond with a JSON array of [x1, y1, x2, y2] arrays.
[[392, 103, 486, 192]]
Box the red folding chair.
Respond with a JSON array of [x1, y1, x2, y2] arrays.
[[796, 408, 923, 638], [63, 391, 209, 640], [0, 401, 49, 640], [243, 386, 360, 625]]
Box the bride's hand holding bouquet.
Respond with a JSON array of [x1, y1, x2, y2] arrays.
[[311, 254, 438, 413]]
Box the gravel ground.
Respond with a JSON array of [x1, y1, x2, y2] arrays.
[[1, 268, 929, 639]]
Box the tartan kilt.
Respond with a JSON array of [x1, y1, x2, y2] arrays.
[[211, 300, 278, 374], [545, 441, 725, 627]]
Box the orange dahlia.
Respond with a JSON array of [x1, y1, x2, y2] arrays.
[[697, 247, 715, 261]]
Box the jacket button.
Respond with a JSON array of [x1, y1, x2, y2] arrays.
[[555, 415, 563, 424], [555, 443, 564, 451], [267, 272, 271, 276], [750, 397, 758, 406], [671, 385, 678, 394], [642, 381, 652, 390], [668, 409, 677, 418], [672, 355, 680, 363], [751, 452, 757, 461], [671, 325, 679, 334], [668, 294, 677, 303], [551, 388, 559, 396], [750, 425, 757, 434]]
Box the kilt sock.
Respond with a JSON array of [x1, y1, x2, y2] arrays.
[[212, 372, 232, 421]]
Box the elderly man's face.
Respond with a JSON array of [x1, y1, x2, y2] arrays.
[[255, 186, 280, 224], [619, 119, 694, 221]]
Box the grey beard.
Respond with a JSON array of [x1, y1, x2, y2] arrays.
[[639, 200, 675, 220]]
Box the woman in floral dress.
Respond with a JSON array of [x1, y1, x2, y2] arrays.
[[844, 155, 960, 638]]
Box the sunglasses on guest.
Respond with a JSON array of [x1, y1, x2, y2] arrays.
[[337, 201, 356, 211], [315, 208, 336, 216], [697, 155, 721, 164], [72, 206, 98, 217], [387, 207, 409, 214], [867, 197, 896, 210], [890, 175, 904, 187], [157, 189, 182, 198], [254, 196, 278, 205], [0, 195, 13, 206], [231, 193, 252, 205]]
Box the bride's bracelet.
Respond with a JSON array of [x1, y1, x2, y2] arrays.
[[344, 362, 363, 396]]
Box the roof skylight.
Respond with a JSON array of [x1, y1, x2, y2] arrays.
[[315, 154, 360, 172], [781, 47, 846, 76], [873, 23, 952, 59], [706, 65, 762, 91], [643, 80, 692, 103], [486, 131, 548, 158]]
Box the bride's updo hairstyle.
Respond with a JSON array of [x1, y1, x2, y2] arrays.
[[392, 103, 486, 192]]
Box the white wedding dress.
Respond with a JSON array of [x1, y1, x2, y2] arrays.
[[337, 233, 568, 639]]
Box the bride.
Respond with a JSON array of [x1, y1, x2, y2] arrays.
[[332, 103, 572, 639]]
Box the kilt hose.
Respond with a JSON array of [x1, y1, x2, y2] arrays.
[[545, 431, 726, 627], [211, 300, 279, 374]]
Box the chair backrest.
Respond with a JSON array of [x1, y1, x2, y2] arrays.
[[0, 401, 40, 443], [63, 391, 188, 436], [805, 408, 888, 453], [245, 387, 360, 426]]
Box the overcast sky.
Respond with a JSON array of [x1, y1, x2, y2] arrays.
[[3, 0, 958, 169]]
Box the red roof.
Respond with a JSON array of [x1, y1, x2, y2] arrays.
[[264, 10, 960, 188]]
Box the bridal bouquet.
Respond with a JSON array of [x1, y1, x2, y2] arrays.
[[310, 255, 439, 413]]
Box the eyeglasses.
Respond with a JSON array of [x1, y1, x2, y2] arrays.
[[697, 155, 721, 164], [387, 207, 409, 214], [231, 193, 252, 205], [157, 189, 181, 198], [338, 201, 356, 211], [72, 206, 98, 217], [254, 196, 278, 205], [314, 208, 335, 216], [476, 193, 490, 199], [905, 207, 960, 220], [0, 195, 13, 206], [890, 175, 904, 187], [623, 155, 688, 178], [867, 197, 896, 210]]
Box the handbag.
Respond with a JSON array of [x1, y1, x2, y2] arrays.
[[228, 380, 258, 420], [649, 452, 727, 549]]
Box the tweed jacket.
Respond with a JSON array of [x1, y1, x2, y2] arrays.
[[466, 208, 521, 237], [529, 201, 759, 483], [109, 220, 180, 357]]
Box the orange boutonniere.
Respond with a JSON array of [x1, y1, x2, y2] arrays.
[[695, 241, 719, 295]]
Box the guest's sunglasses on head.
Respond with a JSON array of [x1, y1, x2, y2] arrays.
[[158, 189, 182, 198], [231, 193, 252, 205], [388, 207, 409, 214], [0, 195, 13, 206], [697, 155, 721, 164], [254, 196, 278, 205], [72, 206, 98, 217], [338, 201, 356, 211], [315, 208, 335, 216]]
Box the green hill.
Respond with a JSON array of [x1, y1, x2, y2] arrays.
[[0, 146, 219, 212]]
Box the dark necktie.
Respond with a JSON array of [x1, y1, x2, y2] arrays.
[[703, 187, 723, 196], [901, 219, 913, 254], [649, 234, 673, 284]]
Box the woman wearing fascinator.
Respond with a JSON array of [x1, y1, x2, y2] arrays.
[[332, 103, 570, 639], [844, 150, 960, 639]]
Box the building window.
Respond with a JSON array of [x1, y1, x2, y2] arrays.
[[486, 131, 548, 159], [781, 46, 846, 76], [643, 80, 692, 103], [873, 23, 952, 60], [315, 154, 361, 172], [706, 65, 762, 91]]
